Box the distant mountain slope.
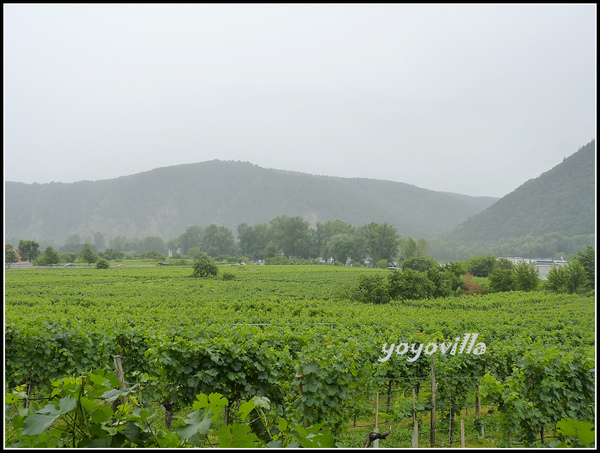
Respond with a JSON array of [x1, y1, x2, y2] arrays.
[[442, 139, 596, 242], [4, 161, 497, 243]]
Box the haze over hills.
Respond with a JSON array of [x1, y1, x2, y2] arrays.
[[442, 139, 596, 242], [5, 161, 498, 244], [5, 139, 594, 247]]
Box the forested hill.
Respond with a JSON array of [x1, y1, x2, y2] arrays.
[[442, 139, 596, 242], [5, 161, 497, 243]]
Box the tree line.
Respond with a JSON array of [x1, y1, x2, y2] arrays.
[[6, 216, 427, 268], [4, 215, 596, 274]]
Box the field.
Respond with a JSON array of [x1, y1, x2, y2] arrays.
[[4, 264, 596, 448]]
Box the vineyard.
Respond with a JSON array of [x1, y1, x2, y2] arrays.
[[4, 265, 596, 448]]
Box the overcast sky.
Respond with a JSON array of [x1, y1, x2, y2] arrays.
[[4, 4, 596, 197]]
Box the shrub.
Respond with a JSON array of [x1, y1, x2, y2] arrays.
[[353, 274, 390, 304], [191, 259, 218, 278], [221, 271, 236, 281], [96, 258, 110, 269], [426, 266, 461, 298], [388, 269, 435, 301]]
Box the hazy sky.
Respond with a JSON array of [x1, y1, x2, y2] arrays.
[[4, 4, 596, 197]]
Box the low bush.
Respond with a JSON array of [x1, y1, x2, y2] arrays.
[[96, 258, 110, 269], [191, 259, 218, 278]]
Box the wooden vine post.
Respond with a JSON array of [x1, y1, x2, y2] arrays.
[[430, 356, 436, 447], [449, 394, 455, 446], [412, 420, 419, 448], [373, 392, 379, 448], [385, 380, 392, 422], [364, 392, 391, 448], [412, 387, 418, 448], [112, 355, 128, 425], [476, 384, 484, 437], [113, 355, 126, 407], [476, 384, 481, 417], [412, 388, 416, 423]]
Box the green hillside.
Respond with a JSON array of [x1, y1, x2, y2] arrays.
[[4, 161, 497, 243], [443, 139, 596, 242]]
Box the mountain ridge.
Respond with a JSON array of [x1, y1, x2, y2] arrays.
[[441, 139, 596, 242], [5, 160, 497, 243]]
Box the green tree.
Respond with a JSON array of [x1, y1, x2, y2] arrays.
[[92, 232, 106, 252], [269, 216, 315, 259], [140, 236, 167, 255], [514, 262, 539, 291], [495, 257, 515, 270], [79, 243, 98, 267], [546, 265, 568, 293], [175, 226, 203, 255], [201, 225, 238, 257], [237, 223, 272, 261], [100, 248, 125, 261], [399, 237, 427, 261], [5, 244, 19, 268], [565, 260, 587, 294], [108, 235, 136, 252], [62, 234, 82, 253], [59, 252, 78, 264], [440, 260, 467, 277], [465, 254, 497, 277], [360, 222, 399, 266], [186, 246, 204, 260], [326, 233, 357, 265], [41, 246, 60, 267], [262, 241, 280, 259], [574, 246, 595, 290], [488, 268, 516, 293], [17, 240, 40, 262], [315, 220, 355, 258], [376, 259, 388, 269]]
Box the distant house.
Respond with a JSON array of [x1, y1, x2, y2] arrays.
[[5, 244, 22, 259], [5, 245, 31, 268]]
